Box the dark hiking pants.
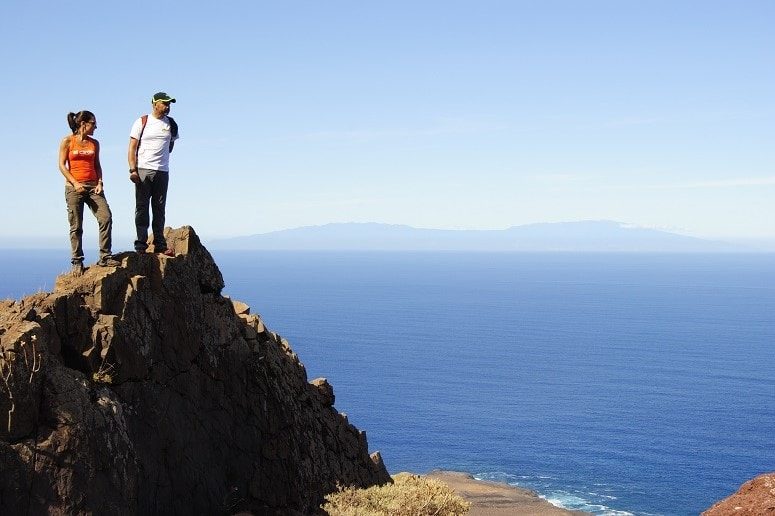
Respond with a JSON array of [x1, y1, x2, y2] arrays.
[[134, 168, 169, 252]]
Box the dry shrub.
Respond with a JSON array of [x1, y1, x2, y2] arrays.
[[322, 472, 471, 516]]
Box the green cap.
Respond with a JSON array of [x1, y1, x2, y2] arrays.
[[152, 91, 176, 103]]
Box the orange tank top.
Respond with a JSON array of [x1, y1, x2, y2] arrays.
[[68, 136, 98, 182]]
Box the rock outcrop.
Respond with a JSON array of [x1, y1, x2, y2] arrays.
[[703, 473, 775, 515], [0, 226, 390, 515]]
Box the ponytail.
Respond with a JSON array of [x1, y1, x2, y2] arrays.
[[67, 112, 78, 134]]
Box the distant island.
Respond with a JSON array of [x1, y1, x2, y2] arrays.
[[210, 220, 739, 252]]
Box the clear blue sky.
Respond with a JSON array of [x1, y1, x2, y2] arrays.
[[1, 0, 773, 248]]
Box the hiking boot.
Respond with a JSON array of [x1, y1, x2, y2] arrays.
[[97, 256, 121, 267], [71, 262, 85, 277], [156, 248, 175, 257]]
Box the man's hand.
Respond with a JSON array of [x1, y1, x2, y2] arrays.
[[129, 172, 141, 184]]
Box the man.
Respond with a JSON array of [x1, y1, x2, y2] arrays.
[[127, 91, 179, 255]]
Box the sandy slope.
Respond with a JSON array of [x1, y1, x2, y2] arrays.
[[427, 471, 589, 516]]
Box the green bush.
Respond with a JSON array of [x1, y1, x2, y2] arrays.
[[322, 473, 470, 516]]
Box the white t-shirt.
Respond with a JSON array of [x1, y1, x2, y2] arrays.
[[130, 115, 179, 172]]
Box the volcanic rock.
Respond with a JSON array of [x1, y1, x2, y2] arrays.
[[0, 226, 390, 515]]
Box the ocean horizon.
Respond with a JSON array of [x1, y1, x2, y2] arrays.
[[2, 249, 773, 515]]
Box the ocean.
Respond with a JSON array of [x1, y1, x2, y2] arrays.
[[2, 249, 773, 515]]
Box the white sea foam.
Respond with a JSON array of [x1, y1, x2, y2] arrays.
[[587, 490, 618, 500], [543, 492, 635, 516], [476, 471, 636, 515]]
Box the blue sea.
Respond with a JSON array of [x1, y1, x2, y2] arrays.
[[2, 250, 773, 515]]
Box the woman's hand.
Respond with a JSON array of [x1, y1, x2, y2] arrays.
[[95, 181, 103, 194], [72, 181, 86, 193]]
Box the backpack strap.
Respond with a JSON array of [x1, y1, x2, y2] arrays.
[[139, 115, 149, 140], [167, 116, 178, 139], [135, 115, 149, 160], [167, 116, 177, 152]]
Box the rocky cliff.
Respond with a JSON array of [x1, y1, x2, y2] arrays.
[[703, 473, 775, 515], [0, 226, 390, 515]]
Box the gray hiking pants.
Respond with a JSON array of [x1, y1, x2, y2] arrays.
[[65, 182, 113, 264]]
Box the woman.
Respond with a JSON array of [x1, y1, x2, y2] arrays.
[[58, 110, 119, 276]]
